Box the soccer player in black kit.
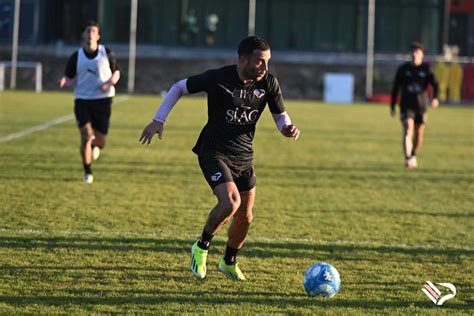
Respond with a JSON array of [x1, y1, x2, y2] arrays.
[[140, 36, 300, 280], [390, 42, 439, 169]]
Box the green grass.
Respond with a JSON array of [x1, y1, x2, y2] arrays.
[[0, 91, 473, 314]]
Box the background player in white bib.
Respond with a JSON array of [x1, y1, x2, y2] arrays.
[[59, 21, 120, 183], [140, 36, 300, 281]]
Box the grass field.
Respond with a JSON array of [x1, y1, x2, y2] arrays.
[[0, 91, 472, 314]]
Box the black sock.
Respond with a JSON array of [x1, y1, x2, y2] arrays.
[[411, 148, 417, 156], [224, 244, 239, 265], [83, 164, 92, 175], [197, 229, 214, 250]]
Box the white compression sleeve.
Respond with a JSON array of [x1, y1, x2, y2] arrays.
[[153, 79, 189, 123], [272, 111, 292, 134]]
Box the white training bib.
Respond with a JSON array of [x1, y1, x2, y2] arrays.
[[74, 45, 115, 100]]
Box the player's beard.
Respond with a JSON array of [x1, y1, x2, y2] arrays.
[[243, 65, 266, 81]]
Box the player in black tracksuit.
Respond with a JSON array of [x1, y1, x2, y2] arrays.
[[140, 36, 300, 280], [390, 42, 439, 169]]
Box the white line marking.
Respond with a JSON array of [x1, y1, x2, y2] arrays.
[[0, 114, 74, 143], [0, 95, 130, 143], [0, 228, 471, 251]]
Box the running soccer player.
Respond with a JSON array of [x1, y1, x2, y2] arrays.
[[390, 42, 439, 169], [140, 36, 300, 280], [59, 21, 120, 184]]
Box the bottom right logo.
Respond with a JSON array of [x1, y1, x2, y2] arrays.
[[422, 281, 457, 306]]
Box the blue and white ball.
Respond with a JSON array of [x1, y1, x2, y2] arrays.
[[303, 262, 341, 297]]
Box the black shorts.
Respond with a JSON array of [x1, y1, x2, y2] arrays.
[[198, 154, 256, 192], [400, 107, 427, 124], [74, 98, 112, 134]]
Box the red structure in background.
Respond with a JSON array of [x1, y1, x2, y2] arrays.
[[450, 0, 474, 14], [450, 0, 474, 102], [462, 65, 474, 100]]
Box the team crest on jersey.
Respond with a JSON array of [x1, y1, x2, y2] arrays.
[[211, 172, 222, 182], [253, 89, 265, 99]]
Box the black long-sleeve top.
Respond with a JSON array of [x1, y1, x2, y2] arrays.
[[390, 62, 439, 110]]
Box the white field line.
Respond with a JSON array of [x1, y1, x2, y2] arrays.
[[0, 95, 130, 143], [0, 228, 471, 251], [0, 114, 74, 143]]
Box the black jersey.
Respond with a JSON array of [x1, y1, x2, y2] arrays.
[[187, 65, 286, 166], [391, 62, 439, 109], [64, 47, 119, 78]]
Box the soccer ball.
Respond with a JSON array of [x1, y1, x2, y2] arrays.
[[303, 262, 341, 297]]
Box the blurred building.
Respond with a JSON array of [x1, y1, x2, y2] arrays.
[[449, 0, 474, 57], [0, 0, 473, 99], [2, 0, 469, 55]]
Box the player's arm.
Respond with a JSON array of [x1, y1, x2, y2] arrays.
[[101, 48, 121, 92], [267, 75, 300, 140], [428, 68, 440, 108], [59, 52, 77, 88], [139, 79, 189, 145], [272, 111, 300, 140], [390, 67, 402, 116]]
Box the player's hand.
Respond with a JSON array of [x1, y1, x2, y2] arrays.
[[59, 76, 74, 88], [58, 76, 66, 88], [101, 81, 112, 92], [282, 124, 300, 140], [431, 98, 439, 109], [139, 120, 164, 145]]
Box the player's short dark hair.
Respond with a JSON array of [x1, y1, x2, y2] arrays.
[[410, 42, 424, 52], [84, 20, 100, 33], [238, 36, 270, 57]]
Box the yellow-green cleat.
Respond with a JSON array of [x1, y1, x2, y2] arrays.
[[191, 241, 208, 279], [218, 257, 247, 281]]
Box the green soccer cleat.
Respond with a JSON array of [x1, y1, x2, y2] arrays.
[[218, 257, 247, 281], [191, 241, 208, 279]]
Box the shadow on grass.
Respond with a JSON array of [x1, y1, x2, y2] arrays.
[[0, 159, 201, 182], [0, 264, 185, 273], [0, 294, 470, 311], [1, 236, 471, 311], [257, 163, 473, 184], [0, 155, 195, 168], [382, 209, 474, 218], [0, 236, 471, 258], [258, 162, 473, 175]]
